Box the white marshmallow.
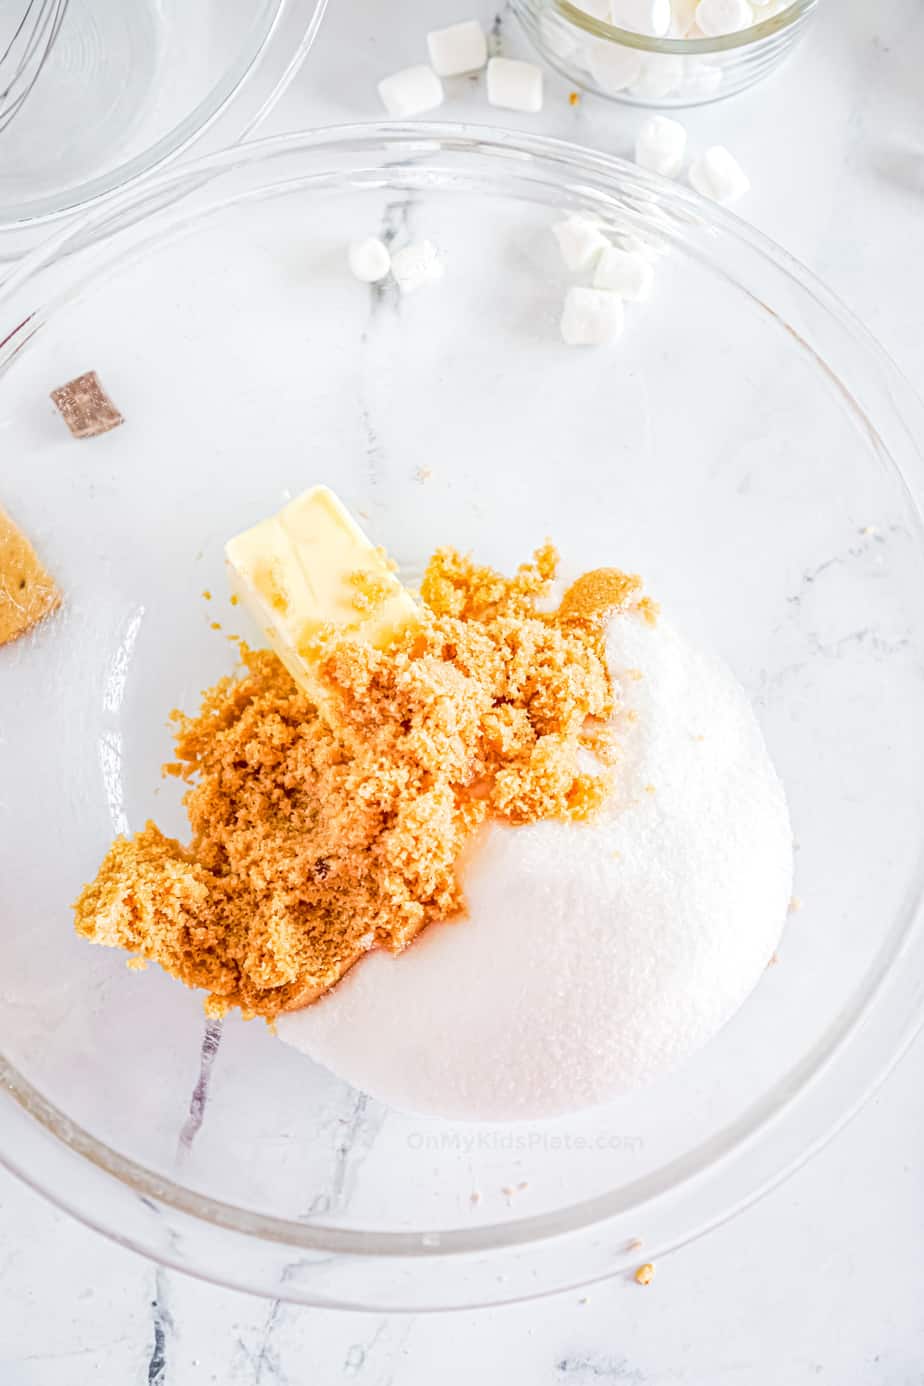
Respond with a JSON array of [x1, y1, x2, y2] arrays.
[[695, 0, 755, 36], [669, 0, 699, 35], [689, 145, 751, 203], [552, 215, 610, 272], [561, 287, 625, 346], [486, 57, 543, 113], [348, 237, 391, 284], [587, 40, 643, 93], [378, 65, 444, 118], [681, 58, 724, 97], [593, 246, 655, 300], [426, 19, 487, 76], [391, 240, 444, 293], [634, 114, 687, 178], [609, 0, 672, 36], [629, 54, 685, 98]]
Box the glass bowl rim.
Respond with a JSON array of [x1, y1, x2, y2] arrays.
[[542, 0, 818, 54], [0, 0, 329, 233], [1, 122, 923, 1290]]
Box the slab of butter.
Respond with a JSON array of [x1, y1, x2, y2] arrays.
[[225, 486, 420, 704]]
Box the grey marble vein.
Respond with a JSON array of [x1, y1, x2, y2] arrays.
[[366, 196, 413, 322], [234, 1298, 288, 1386], [557, 1355, 646, 1383], [343, 1321, 386, 1377], [329, 1091, 374, 1212], [359, 402, 385, 493], [379, 197, 413, 252], [147, 1268, 173, 1386], [489, 5, 510, 55], [784, 524, 905, 611], [342, 1318, 417, 1384], [177, 1017, 223, 1159]]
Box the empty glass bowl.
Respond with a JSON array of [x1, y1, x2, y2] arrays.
[[513, 0, 819, 106], [1, 125, 923, 1311], [0, 0, 327, 240]]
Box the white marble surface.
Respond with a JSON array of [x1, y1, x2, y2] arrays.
[[3, 0, 924, 1379]]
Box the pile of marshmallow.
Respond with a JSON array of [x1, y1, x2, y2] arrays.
[[559, 0, 792, 100], [581, 0, 791, 39], [556, 114, 749, 345], [636, 113, 750, 201], [346, 113, 750, 340], [379, 19, 545, 119], [347, 238, 444, 295]]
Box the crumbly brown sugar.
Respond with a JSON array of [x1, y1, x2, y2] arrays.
[[74, 545, 652, 1019]]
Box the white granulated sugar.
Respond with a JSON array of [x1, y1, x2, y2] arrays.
[[278, 614, 793, 1120]]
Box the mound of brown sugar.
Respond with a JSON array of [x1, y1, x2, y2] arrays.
[[74, 545, 654, 1020]]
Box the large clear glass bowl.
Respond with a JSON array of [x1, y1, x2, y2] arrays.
[[1, 125, 923, 1312], [513, 0, 819, 106], [0, 0, 328, 241]]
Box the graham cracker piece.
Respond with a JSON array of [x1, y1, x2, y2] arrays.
[[0, 507, 61, 647], [50, 370, 123, 439]]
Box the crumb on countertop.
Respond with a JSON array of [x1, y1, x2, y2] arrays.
[[634, 1263, 655, 1286], [0, 506, 61, 647], [50, 370, 123, 439]]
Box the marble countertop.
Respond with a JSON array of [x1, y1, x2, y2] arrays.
[[3, 0, 923, 1380]]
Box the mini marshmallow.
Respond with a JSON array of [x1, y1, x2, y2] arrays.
[[695, 0, 755, 35], [593, 246, 655, 300], [689, 145, 751, 203], [486, 57, 543, 113], [378, 65, 444, 118], [635, 114, 687, 178], [669, 0, 699, 35], [629, 54, 684, 99], [348, 237, 391, 284], [587, 41, 643, 93], [561, 287, 625, 346], [391, 240, 444, 293], [426, 19, 487, 76], [609, 0, 672, 36], [552, 215, 610, 272], [681, 58, 723, 97]]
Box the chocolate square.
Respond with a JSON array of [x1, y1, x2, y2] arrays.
[[50, 370, 124, 439]]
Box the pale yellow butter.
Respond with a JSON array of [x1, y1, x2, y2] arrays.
[[225, 486, 420, 704]]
